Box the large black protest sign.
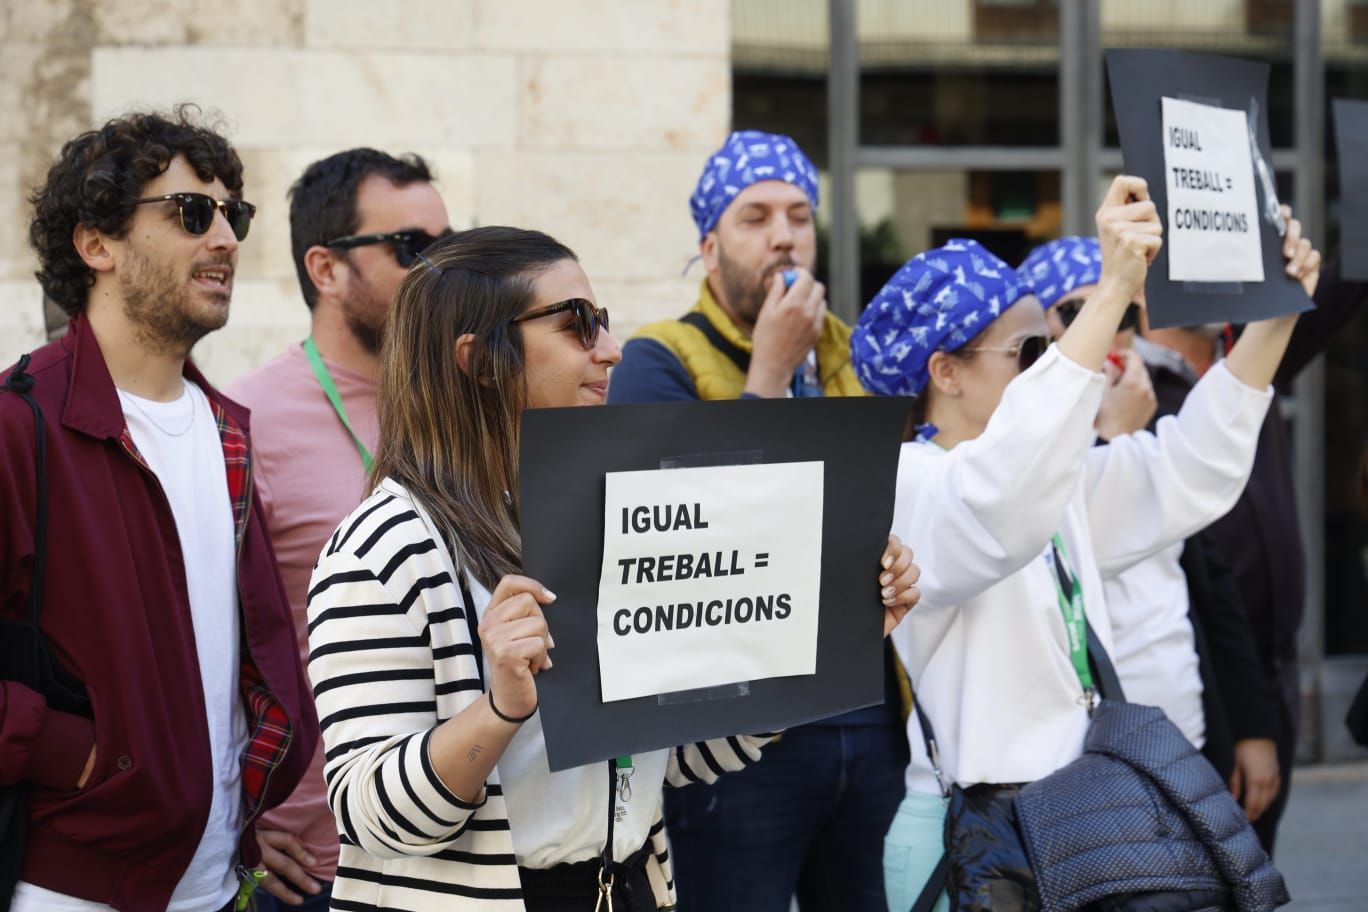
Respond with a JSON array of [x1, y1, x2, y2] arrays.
[[520, 396, 909, 772], [1333, 98, 1368, 280], [1107, 48, 1313, 328]]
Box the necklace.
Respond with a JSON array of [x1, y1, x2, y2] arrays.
[[120, 385, 195, 437]]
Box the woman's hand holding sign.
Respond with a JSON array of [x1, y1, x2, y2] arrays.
[[1060, 176, 1163, 373], [1279, 204, 1322, 297], [1224, 204, 1322, 390], [879, 534, 921, 636], [427, 575, 557, 804], [479, 574, 558, 720]]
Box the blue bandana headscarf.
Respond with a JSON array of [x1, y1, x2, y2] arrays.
[[851, 239, 1026, 397], [689, 130, 820, 239], [1018, 236, 1102, 311]]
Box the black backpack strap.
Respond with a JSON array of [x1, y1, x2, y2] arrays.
[[2, 355, 47, 628], [0, 354, 48, 912], [679, 311, 751, 376]]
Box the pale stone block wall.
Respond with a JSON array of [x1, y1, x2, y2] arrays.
[[1100, 0, 1245, 32], [1, 0, 731, 386]]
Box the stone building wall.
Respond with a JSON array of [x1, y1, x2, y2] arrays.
[[0, 0, 731, 384]]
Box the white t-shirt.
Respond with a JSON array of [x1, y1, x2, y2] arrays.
[[14, 381, 247, 912]]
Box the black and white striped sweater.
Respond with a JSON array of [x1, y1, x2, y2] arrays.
[[306, 478, 776, 910]]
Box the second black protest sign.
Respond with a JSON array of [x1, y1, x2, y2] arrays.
[[1107, 48, 1313, 328]]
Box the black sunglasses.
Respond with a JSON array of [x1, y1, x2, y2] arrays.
[[325, 229, 452, 268], [958, 334, 1052, 374], [1056, 299, 1142, 333], [132, 193, 255, 241], [509, 298, 610, 350]]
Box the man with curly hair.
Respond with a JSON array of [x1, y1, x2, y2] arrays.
[[0, 107, 317, 912]]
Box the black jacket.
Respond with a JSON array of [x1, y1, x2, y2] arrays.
[[1181, 531, 1280, 779]]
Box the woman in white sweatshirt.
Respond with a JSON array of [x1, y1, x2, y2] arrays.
[[849, 176, 1320, 911]]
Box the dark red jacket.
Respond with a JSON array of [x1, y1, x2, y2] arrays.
[[0, 316, 318, 911]]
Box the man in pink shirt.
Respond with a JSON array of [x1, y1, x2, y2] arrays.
[[227, 148, 450, 908]]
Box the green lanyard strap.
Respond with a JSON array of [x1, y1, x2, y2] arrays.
[[1048, 533, 1094, 700], [304, 337, 373, 472]]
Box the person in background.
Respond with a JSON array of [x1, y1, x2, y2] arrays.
[[226, 148, 451, 909], [609, 130, 909, 912], [1018, 235, 1156, 441], [0, 107, 316, 912]]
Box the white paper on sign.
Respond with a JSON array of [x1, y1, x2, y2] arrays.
[[596, 461, 824, 703], [1161, 96, 1264, 283]]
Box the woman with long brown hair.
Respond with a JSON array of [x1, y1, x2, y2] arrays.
[[304, 226, 920, 912]]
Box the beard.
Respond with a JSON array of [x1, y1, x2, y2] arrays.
[[717, 243, 797, 326], [118, 244, 230, 358], [341, 267, 390, 356]]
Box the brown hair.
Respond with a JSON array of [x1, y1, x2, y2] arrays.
[[369, 226, 576, 589]]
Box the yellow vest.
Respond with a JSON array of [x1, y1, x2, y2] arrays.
[[631, 281, 869, 401]]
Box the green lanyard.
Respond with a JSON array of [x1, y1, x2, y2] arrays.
[[614, 754, 633, 801], [1048, 533, 1094, 699], [304, 337, 373, 472]]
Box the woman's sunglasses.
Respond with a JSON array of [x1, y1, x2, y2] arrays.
[[325, 229, 452, 268], [1055, 299, 1142, 333], [958, 334, 1052, 373], [508, 298, 610, 350], [132, 193, 256, 241]]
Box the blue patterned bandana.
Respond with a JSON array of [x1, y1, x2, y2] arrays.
[[851, 239, 1025, 397], [689, 130, 820, 239], [1018, 236, 1102, 311]]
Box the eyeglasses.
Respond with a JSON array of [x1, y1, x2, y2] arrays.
[[958, 334, 1052, 373], [1055, 299, 1142, 333], [508, 298, 610, 350], [324, 229, 452, 269], [132, 193, 256, 240]]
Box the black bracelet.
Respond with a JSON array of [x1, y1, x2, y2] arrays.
[[487, 688, 537, 724]]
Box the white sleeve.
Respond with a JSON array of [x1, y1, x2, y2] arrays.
[[307, 548, 486, 859], [892, 345, 1106, 607], [1084, 359, 1273, 577]]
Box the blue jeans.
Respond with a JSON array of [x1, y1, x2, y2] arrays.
[[664, 721, 907, 912], [252, 881, 333, 912], [883, 791, 950, 912]]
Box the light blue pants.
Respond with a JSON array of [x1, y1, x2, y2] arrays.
[[883, 790, 951, 912]]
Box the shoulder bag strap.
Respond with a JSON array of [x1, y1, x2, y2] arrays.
[[1085, 619, 1127, 704], [679, 311, 751, 376], [910, 852, 950, 912], [2, 355, 47, 629], [902, 670, 952, 912]]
